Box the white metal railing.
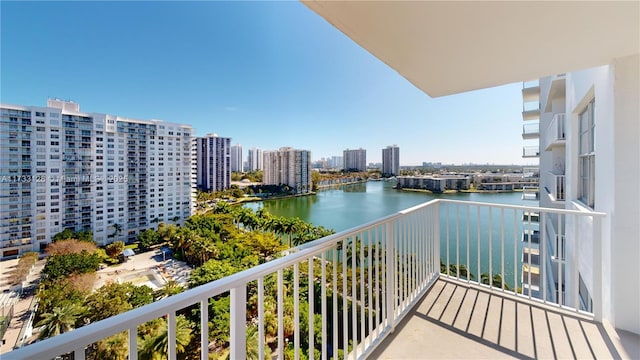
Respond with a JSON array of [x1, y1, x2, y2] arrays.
[[522, 145, 539, 158], [545, 113, 566, 150], [545, 172, 566, 201], [4, 200, 605, 360]]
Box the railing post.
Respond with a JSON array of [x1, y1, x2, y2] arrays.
[[385, 221, 396, 331], [592, 216, 603, 322], [230, 285, 247, 360], [434, 201, 440, 277]]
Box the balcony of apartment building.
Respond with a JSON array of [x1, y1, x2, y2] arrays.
[[7, 199, 639, 360], [544, 172, 566, 204], [545, 113, 566, 151], [521, 122, 539, 140], [522, 145, 539, 158]]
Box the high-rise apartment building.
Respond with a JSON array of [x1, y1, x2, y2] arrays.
[[196, 134, 231, 192], [263, 147, 312, 194], [230, 144, 243, 172], [382, 145, 400, 176], [0, 99, 195, 257], [247, 147, 263, 171], [343, 148, 366, 172]]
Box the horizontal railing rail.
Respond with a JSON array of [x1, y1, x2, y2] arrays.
[[4, 199, 604, 360]]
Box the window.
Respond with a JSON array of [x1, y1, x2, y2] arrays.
[[578, 99, 595, 208]]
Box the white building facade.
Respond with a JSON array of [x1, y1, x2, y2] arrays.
[[263, 147, 312, 194], [0, 99, 195, 257], [230, 144, 243, 172], [343, 148, 366, 172], [381, 145, 400, 176], [247, 147, 263, 172], [196, 134, 231, 192]]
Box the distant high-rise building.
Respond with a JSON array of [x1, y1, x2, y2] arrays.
[[247, 147, 263, 171], [382, 145, 400, 176], [0, 99, 195, 257], [263, 147, 312, 194], [196, 134, 231, 192], [330, 156, 343, 169], [230, 144, 243, 172], [343, 148, 367, 172]]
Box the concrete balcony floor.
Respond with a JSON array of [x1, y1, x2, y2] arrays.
[[371, 278, 640, 359]]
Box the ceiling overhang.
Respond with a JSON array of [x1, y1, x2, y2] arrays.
[[302, 1, 639, 97]]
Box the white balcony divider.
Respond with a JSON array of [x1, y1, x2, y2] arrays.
[[5, 200, 604, 360], [545, 172, 566, 201], [545, 113, 566, 150]]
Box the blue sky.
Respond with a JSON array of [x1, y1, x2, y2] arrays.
[[1, 1, 531, 165]]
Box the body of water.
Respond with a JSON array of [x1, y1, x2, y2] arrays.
[[245, 181, 533, 288]]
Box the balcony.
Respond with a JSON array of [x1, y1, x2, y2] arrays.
[[522, 122, 539, 140], [522, 103, 540, 122], [521, 80, 540, 102], [545, 172, 566, 203], [545, 113, 566, 150], [522, 145, 539, 158], [5, 199, 626, 360]]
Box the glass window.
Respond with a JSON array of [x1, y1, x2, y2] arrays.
[[578, 99, 595, 208]]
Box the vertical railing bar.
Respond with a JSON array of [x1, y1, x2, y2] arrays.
[[456, 205, 460, 279], [477, 206, 481, 286], [367, 228, 373, 346], [401, 218, 406, 307], [489, 208, 493, 290], [308, 257, 315, 358], [200, 298, 209, 360], [514, 209, 518, 298], [466, 205, 470, 284], [558, 215, 563, 306], [572, 214, 579, 311], [381, 227, 387, 330], [446, 204, 450, 278], [352, 235, 358, 359], [593, 216, 602, 321], [332, 247, 338, 360], [257, 278, 264, 360], [386, 221, 395, 332], [360, 231, 365, 349], [278, 269, 284, 359], [294, 262, 300, 359], [501, 208, 505, 291], [168, 311, 177, 360], [527, 211, 532, 300], [541, 213, 547, 304], [342, 239, 348, 358], [74, 348, 86, 360], [230, 286, 247, 360], [129, 326, 138, 360], [321, 252, 327, 360]]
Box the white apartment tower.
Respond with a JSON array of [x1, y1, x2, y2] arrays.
[[196, 134, 231, 192], [230, 144, 243, 172], [382, 145, 400, 176], [343, 148, 366, 172], [0, 99, 195, 257], [247, 147, 263, 171], [263, 147, 312, 194]]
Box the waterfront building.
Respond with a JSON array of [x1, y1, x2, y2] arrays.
[[0, 99, 195, 257], [381, 145, 400, 176], [246, 147, 262, 171], [397, 174, 470, 192], [230, 144, 243, 172], [9, 2, 638, 359], [343, 148, 366, 172], [263, 147, 312, 194], [329, 156, 343, 169], [195, 133, 231, 192]]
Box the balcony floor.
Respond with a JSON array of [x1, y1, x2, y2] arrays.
[[371, 278, 640, 359]]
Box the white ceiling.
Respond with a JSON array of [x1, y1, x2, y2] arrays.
[[302, 1, 639, 97]]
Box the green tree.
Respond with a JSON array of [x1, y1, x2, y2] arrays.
[[36, 278, 87, 318], [154, 280, 184, 300], [105, 241, 125, 260], [139, 315, 193, 360], [52, 229, 77, 242], [35, 304, 85, 339], [138, 229, 161, 250], [42, 252, 101, 279]]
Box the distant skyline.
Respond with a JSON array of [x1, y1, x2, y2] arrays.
[[1, 1, 535, 166]]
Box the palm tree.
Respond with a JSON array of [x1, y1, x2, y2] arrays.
[[139, 315, 192, 359], [35, 304, 85, 339], [154, 280, 184, 300]]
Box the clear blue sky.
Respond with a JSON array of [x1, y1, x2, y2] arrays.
[[1, 1, 532, 166]]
